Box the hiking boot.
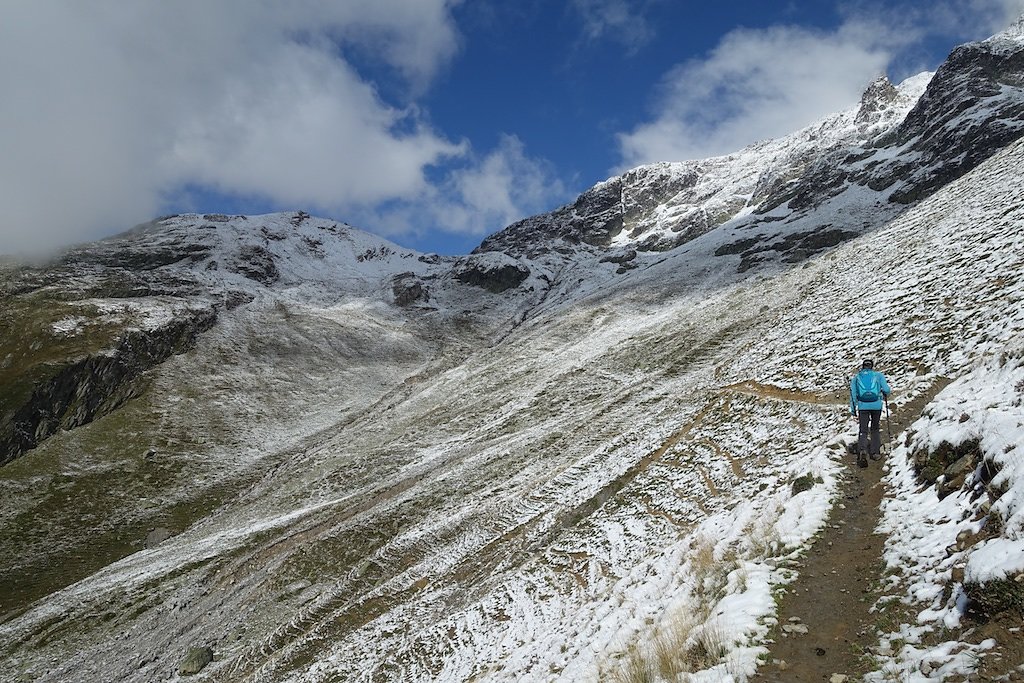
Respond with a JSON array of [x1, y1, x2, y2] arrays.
[[870, 451, 882, 461], [858, 452, 868, 468]]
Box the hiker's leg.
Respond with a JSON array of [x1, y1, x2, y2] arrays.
[[869, 410, 882, 455], [858, 411, 871, 454]]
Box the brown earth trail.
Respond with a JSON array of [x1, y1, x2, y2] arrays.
[[753, 381, 948, 682]]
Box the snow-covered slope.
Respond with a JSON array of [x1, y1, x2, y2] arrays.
[[476, 72, 932, 264], [480, 18, 1024, 280], [2, 16, 1024, 683]]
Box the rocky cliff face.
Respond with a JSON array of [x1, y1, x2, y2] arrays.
[[474, 73, 928, 263], [857, 22, 1024, 205], [0, 253, 219, 465], [0, 306, 216, 465]]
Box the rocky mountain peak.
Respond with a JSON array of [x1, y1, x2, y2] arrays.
[[865, 19, 1024, 203], [987, 12, 1024, 46], [855, 75, 900, 126], [475, 14, 1024, 277]]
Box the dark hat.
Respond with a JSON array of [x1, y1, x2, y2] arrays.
[[862, 359, 874, 369]]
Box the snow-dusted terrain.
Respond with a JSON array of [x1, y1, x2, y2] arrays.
[[2, 16, 1024, 683]]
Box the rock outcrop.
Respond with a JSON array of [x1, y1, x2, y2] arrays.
[[0, 306, 217, 465], [453, 254, 530, 293], [178, 646, 214, 676]]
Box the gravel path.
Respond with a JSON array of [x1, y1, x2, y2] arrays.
[[754, 382, 948, 682]]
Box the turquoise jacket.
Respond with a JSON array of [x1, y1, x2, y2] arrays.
[[849, 369, 891, 414]]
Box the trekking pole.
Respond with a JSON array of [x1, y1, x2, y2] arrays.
[[884, 395, 893, 455], [845, 375, 856, 457]]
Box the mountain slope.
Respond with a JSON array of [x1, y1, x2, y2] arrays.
[[2, 17, 1024, 683]]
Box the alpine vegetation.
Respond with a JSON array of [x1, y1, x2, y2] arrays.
[[2, 16, 1024, 683]]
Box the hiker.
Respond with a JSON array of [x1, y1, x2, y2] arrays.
[[849, 359, 891, 468]]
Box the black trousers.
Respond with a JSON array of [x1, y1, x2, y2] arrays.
[[858, 409, 882, 455]]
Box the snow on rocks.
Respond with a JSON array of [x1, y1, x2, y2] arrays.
[[870, 346, 1024, 679], [984, 12, 1024, 52]]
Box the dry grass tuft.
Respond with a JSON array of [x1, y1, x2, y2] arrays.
[[609, 644, 657, 683], [652, 613, 700, 679], [606, 614, 731, 682], [685, 620, 728, 670], [604, 533, 753, 681], [744, 507, 783, 559]]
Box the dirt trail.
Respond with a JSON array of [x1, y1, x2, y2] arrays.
[[752, 380, 949, 682]]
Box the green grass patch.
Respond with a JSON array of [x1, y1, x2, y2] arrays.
[[0, 293, 125, 422]]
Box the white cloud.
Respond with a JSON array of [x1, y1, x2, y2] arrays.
[[366, 135, 569, 241], [0, 0, 465, 256], [616, 22, 894, 167], [844, 0, 1024, 41], [437, 135, 568, 234], [616, 0, 1024, 170], [168, 43, 465, 207], [1000, 0, 1024, 24]]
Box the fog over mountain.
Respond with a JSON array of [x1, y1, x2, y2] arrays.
[[2, 16, 1024, 683]]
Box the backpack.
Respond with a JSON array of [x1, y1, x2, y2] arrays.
[[856, 374, 880, 402]]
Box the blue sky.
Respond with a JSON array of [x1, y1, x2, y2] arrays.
[[1, 1, 1022, 257]]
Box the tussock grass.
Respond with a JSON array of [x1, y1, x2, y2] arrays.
[[689, 535, 728, 610], [604, 510, 790, 683], [604, 535, 740, 682], [744, 513, 782, 559], [652, 613, 700, 679], [684, 620, 729, 670], [610, 645, 658, 683], [607, 616, 730, 683]]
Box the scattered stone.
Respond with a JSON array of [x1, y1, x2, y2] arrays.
[[144, 527, 174, 549], [830, 675, 849, 683], [775, 659, 789, 670], [599, 249, 637, 265], [913, 439, 982, 497], [782, 623, 809, 634], [791, 473, 816, 494], [815, 647, 827, 656], [224, 289, 255, 310], [178, 646, 213, 676]]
